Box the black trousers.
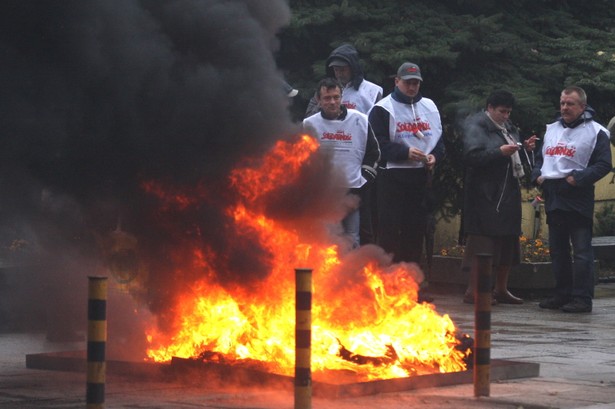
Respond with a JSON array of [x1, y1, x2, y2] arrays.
[[358, 182, 375, 245], [376, 168, 428, 263]]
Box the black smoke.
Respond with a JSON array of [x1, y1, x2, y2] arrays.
[[0, 0, 337, 336]]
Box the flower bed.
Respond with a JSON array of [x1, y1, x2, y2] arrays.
[[438, 235, 549, 263], [429, 236, 555, 290], [430, 235, 596, 290], [428, 255, 556, 289]]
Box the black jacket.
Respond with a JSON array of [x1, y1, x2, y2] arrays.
[[462, 111, 524, 236]]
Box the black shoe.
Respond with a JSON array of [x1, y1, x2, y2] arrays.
[[538, 296, 569, 310], [561, 299, 592, 313]]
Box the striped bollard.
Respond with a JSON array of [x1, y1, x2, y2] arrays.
[[87, 276, 108, 409], [473, 253, 492, 397], [294, 268, 312, 409]]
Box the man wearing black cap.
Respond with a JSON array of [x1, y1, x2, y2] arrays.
[[368, 62, 445, 303]]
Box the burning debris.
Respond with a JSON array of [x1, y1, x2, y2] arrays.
[[143, 136, 471, 381], [181, 326, 473, 381], [338, 342, 399, 367]]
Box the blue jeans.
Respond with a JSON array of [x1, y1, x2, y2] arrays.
[[548, 220, 594, 304], [341, 207, 360, 249]]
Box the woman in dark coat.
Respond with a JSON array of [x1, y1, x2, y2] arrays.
[[461, 90, 538, 304]]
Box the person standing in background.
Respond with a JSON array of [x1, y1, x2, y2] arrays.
[[305, 44, 382, 117], [533, 85, 612, 313], [368, 62, 444, 303], [460, 90, 538, 305]]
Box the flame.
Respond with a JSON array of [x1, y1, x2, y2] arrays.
[[143, 134, 469, 381]]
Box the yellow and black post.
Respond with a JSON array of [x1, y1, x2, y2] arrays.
[[87, 276, 108, 409], [294, 268, 312, 409], [473, 253, 492, 397]]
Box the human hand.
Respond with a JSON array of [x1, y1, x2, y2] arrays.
[[408, 147, 427, 163], [523, 135, 539, 151], [500, 143, 520, 156], [536, 176, 545, 185], [425, 154, 436, 170], [566, 175, 577, 186]]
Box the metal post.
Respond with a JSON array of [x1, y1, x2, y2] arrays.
[[531, 196, 544, 239], [473, 254, 492, 397], [294, 268, 312, 409], [87, 276, 108, 409]]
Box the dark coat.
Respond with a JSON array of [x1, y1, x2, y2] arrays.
[[462, 111, 523, 236]]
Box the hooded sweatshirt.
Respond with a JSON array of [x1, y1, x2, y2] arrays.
[[305, 44, 382, 117]]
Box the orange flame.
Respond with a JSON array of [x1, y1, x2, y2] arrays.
[[144, 134, 469, 381]]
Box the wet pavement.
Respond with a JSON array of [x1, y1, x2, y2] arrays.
[[1, 283, 615, 408]]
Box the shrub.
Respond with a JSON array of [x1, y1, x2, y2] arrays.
[[594, 203, 615, 236]]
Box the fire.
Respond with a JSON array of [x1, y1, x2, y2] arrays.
[[143, 134, 469, 381]]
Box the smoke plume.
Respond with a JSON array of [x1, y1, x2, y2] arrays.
[[0, 1, 331, 336]]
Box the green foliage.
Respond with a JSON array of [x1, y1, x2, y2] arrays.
[[595, 203, 615, 236], [278, 0, 615, 217]]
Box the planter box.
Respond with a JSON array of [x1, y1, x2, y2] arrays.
[[510, 261, 555, 289], [426, 256, 467, 286], [428, 255, 598, 290]]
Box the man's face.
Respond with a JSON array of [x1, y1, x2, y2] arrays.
[[333, 65, 352, 86], [560, 91, 585, 124], [317, 86, 342, 118], [486, 105, 512, 126], [395, 78, 421, 98]]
